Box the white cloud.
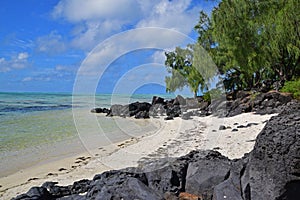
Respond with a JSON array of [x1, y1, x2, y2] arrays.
[[36, 31, 66, 54], [18, 52, 29, 60], [22, 77, 33, 82], [0, 52, 30, 72], [52, 0, 141, 22], [21, 65, 76, 82], [137, 0, 199, 34], [151, 51, 167, 63], [51, 0, 202, 50]]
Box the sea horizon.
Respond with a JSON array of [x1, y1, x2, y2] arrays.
[[0, 92, 166, 177]]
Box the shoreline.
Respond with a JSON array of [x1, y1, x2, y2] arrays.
[[0, 112, 276, 199]]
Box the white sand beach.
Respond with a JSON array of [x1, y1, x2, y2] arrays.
[[0, 112, 276, 199]]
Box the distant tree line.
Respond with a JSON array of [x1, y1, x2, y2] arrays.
[[165, 0, 300, 98]]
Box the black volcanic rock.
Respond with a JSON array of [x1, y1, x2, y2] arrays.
[[151, 96, 165, 105], [166, 105, 181, 117], [149, 103, 166, 116], [13, 187, 53, 200], [90, 107, 110, 114], [240, 102, 300, 200], [106, 102, 152, 118], [185, 156, 231, 197], [226, 91, 293, 117], [16, 101, 300, 200], [173, 95, 186, 106], [135, 110, 150, 119]]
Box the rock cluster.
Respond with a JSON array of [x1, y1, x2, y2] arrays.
[[14, 102, 300, 200], [91, 95, 210, 120], [226, 90, 293, 117], [91, 91, 293, 120]]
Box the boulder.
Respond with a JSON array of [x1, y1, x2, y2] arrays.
[[90, 108, 103, 113], [185, 158, 231, 197], [90, 107, 110, 114], [149, 104, 166, 116], [107, 102, 151, 118], [107, 104, 128, 117], [13, 187, 52, 200], [13, 102, 300, 200], [152, 96, 165, 105], [213, 158, 248, 200], [240, 102, 300, 200], [135, 110, 150, 119], [185, 98, 200, 109], [166, 105, 181, 117], [173, 95, 186, 106], [219, 125, 226, 130]]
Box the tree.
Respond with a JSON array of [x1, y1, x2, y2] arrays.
[[165, 45, 203, 97], [165, 0, 300, 95], [211, 0, 300, 90]]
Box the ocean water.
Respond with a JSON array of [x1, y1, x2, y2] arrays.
[[0, 92, 175, 177]]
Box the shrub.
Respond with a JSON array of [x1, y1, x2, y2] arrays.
[[281, 79, 300, 100], [203, 88, 223, 102]]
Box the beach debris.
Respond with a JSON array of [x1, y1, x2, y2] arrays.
[[58, 168, 67, 172]]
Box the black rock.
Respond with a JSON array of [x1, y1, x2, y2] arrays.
[[241, 102, 300, 200], [166, 105, 181, 117], [90, 108, 103, 113], [106, 102, 151, 119], [219, 125, 226, 130], [91, 107, 110, 114], [13, 187, 53, 200], [232, 129, 239, 132], [185, 98, 200, 109], [13, 102, 300, 200], [236, 90, 251, 99], [213, 158, 248, 200], [135, 110, 150, 119], [151, 96, 165, 105], [173, 95, 186, 106], [164, 116, 174, 120], [185, 157, 231, 197], [71, 179, 91, 194], [149, 104, 166, 116]]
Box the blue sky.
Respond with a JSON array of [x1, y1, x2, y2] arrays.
[[0, 0, 218, 94]]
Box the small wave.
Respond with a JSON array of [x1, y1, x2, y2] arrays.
[[0, 105, 72, 113]]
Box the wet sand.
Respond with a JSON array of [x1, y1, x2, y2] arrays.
[[0, 112, 276, 199]]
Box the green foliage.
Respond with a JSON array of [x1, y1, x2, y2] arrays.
[[211, 0, 300, 90], [203, 92, 211, 102], [164, 0, 300, 95], [281, 79, 300, 99], [203, 88, 223, 102], [164, 44, 216, 97]]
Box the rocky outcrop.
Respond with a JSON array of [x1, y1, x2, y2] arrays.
[[91, 95, 207, 120], [15, 102, 300, 199], [225, 91, 293, 117], [240, 101, 300, 200], [91, 91, 293, 120]]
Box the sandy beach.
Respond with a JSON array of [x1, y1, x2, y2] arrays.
[[0, 112, 276, 199]]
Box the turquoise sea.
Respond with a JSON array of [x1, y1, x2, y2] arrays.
[[0, 92, 175, 177]]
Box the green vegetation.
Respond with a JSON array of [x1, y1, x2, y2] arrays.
[[164, 0, 300, 98], [165, 44, 215, 97], [281, 79, 300, 99], [203, 88, 223, 102]]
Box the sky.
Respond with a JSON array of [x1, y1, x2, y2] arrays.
[[0, 0, 218, 94]]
